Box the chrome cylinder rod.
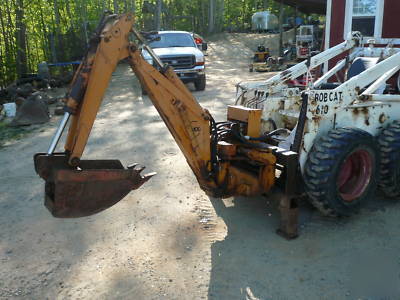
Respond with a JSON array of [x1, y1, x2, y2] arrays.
[[47, 112, 70, 155]]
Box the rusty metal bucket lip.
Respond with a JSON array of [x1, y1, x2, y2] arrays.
[[34, 152, 155, 218]]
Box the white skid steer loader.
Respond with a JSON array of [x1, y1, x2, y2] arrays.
[[236, 32, 400, 216]]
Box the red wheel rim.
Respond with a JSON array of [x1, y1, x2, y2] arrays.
[[337, 149, 373, 202]]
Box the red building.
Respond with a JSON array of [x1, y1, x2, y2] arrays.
[[326, 0, 400, 49]]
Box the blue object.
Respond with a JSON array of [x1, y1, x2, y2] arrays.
[[295, 17, 303, 26], [48, 61, 81, 67]]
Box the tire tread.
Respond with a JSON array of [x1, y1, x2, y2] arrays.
[[304, 127, 378, 216], [378, 120, 400, 198]]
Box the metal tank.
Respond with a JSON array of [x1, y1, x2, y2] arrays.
[[251, 11, 279, 32]]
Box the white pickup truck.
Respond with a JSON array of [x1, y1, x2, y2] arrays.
[[142, 31, 207, 91]]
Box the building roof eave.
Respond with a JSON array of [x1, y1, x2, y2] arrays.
[[279, 0, 327, 15]]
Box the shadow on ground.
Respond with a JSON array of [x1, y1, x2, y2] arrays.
[[206, 193, 400, 299]]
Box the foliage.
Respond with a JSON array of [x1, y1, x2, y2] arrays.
[[0, 0, 307, 88]]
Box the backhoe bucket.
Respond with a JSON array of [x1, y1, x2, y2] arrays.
[[34, 153, 155, 218]]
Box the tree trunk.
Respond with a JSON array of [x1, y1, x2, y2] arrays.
[[0, 45, 5, 88], [208, 0, 215, 34], [0, 6, 12, 73], [241, 0, 246, 31], [15, 0, 27, 77], [53, 0, 64, 62], [131, 0, 135, 12], [81, 0, 89, 47], [217, 0, 224, 32], [278, 0, 284, 56], [201, 0, 206, 33], [0, 6, 9, 87], [113, 0, 119, 13], [5, 0, 16, 56], [50, 32, 57, 63], [38, 4, 50, 61], [155, 0, 162, 30], [123, 0, 128, 12], [293, 5, 297, 45], [65, 1, 78, 60]]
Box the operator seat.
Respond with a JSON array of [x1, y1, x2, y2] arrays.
[[346, 57, 380, 80], [318, 57, 382, 91]]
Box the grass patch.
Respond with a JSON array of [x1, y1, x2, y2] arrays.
[[0, 121, 32, 148]]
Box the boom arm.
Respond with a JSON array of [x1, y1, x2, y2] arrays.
[[59, 14, 217, 192]]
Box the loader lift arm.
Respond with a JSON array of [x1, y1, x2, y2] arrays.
[[34, 13, 299, 238]]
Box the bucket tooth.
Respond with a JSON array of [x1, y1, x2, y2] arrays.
[[136, 166, 146, 173], [127, 163, 139, 169], [128, 163, 146, 173]]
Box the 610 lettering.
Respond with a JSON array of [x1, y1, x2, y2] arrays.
[[316, 105, 329, 114]]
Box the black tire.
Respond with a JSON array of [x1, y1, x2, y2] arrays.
[[378, 120, 400, 198], [194, 75, 206, 91], [303, 128, 378, 216]]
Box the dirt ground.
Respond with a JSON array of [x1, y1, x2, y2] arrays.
[[1, 34, 400, 300]]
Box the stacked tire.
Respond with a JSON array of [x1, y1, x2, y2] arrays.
[[378, 120, 400, 197]]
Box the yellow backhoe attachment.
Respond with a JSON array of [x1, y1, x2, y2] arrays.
[[34, 13, 299, 238]]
